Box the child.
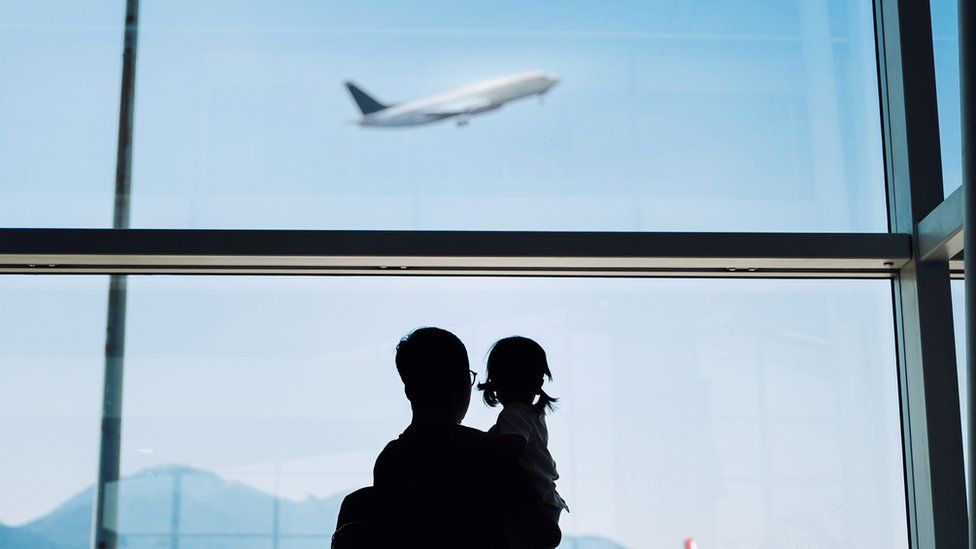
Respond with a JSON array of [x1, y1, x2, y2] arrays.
[[478, 336, 568, 523]]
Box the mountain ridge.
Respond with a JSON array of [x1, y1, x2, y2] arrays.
[[14, 465, 626, 548]]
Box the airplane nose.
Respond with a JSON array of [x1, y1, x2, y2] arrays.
[[547, 76, 560, 87]]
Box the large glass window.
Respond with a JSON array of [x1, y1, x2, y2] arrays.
[[2, 277, 906, 548], [0, 277, 106, 545], [127, 0, 885, 231], [3, 0, 946, 547], [0, 2, 123, 228]]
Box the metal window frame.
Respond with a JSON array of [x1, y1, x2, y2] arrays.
[[875, 1, 968, 548], [919, 185, 964, 262], [3, 0, 969, 548], [0, 229, 909, 277]]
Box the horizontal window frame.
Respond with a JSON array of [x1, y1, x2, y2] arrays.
[[0, 228, 910, 278]]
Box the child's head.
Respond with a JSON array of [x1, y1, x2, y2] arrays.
[[477, 336, 557, 413]]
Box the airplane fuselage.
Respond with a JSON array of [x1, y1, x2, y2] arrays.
[[358, 71, 559, 127]]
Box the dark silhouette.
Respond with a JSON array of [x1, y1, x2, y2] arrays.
[[479, 336, 558, 413], [333, 327, 561, 548], [479, 336, 569, 525]]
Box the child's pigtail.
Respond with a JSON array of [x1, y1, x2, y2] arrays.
[[477, 379, 500, 408], [535, 388, 558, 413]]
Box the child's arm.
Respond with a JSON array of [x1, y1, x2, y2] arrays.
[[495, 432, 528, 456], [493, 409, 533, 458], [495, 408, 534, 443]]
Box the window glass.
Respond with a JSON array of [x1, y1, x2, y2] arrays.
[[0, 2, 123, 227], [931, 0, 962, 196], [128, 0, 886, 231], [0, 277, 907, 547], [60, 276, 908, 548], [0, 276, 105, 543], [952, 281, 967, 473]]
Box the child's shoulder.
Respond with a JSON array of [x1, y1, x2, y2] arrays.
[[501, 402, 538, 416], [498, 403, 543, 428]]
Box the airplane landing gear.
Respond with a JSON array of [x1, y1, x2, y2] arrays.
[[456, 116, 469, 127]]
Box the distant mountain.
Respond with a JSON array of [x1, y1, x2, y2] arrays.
[[17, 482, 93, 549], [0, 522, 66, 549], [14, 464, 626, 548], [18, 465, 342, 549]]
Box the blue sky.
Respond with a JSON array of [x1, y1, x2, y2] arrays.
[[3, 0, 890, 231], [931, 0, 963, 196], [0, 0, 966, 547]]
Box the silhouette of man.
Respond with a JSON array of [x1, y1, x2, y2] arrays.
[[371, 327, 561, 548]]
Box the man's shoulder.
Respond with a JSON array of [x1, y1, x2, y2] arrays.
[[453, 424, 492, 443], [372, 440, 396, 478], [452, 425, 509, 457], [374, 438, 400, 464], [377, 424, 501, 462], [373, 435, 416, 483], [374, 425, 488, 464]]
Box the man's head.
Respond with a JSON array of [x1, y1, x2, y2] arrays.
[[395, 327, 472, 423]]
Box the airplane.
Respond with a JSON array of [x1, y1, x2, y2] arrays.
[[344, 71, 560, 128]]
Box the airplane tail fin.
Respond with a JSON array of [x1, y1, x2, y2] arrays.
[[344, 81, 387, 115]]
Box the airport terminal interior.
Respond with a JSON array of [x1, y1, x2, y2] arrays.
[[0, 0, 972, 548]]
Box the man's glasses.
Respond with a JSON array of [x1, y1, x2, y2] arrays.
[[469, 369, 478, 386]]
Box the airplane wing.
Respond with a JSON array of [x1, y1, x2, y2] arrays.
[[429, 97, 501, 116]]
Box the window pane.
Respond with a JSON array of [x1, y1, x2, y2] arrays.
[[1, 276, 906, 547], [0, 2, 123, 227], [128, 1, 885, 231], [952, 281, 968, 477], [931, 0, 962, 196], [0, 276, 105, 544], [57, 276, 907, 548]]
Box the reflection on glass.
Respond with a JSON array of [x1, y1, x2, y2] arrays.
[[72, 276, 905, 548], [0, 2, 122, 227], [0, 277, 105, 542], [931, 0, 962, 196], [130, 0, 885, 231]]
